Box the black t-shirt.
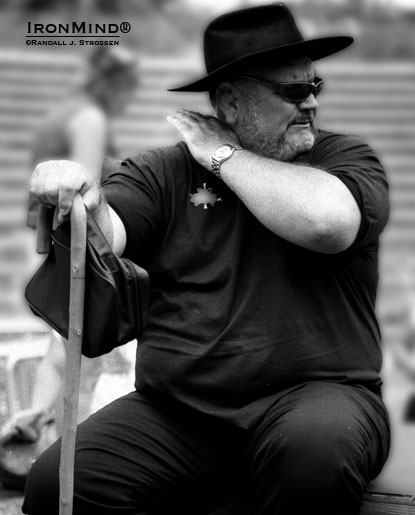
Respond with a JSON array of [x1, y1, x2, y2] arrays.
[[102, 130, 389, 427]]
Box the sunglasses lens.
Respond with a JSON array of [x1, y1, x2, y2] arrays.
[[235, 75, 324, 102], [282, 81, 323, 102], [282, 84, 310, 102]]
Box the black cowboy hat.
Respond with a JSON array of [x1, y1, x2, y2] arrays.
[[169, 2, 353, 92]]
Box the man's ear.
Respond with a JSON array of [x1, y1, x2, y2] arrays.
[[215, 82, 238, 125]]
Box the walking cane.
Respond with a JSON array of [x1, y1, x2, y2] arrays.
[[37, 194, 87, 515]]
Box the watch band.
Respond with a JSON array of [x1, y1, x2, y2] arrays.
[[211, 143, 243, 179], [211, 159, 222, 178], [211, 145, 243, 178]]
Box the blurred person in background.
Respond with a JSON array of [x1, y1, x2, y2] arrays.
[[0, 46, 139, 487], [23, 4, 391, 515], [27, 45, 139, 229]]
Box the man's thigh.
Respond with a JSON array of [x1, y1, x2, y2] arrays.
[[23, 391, 242, 515], [246, 382, 391, 515]]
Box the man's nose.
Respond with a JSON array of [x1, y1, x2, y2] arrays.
[[298, 93, 319, 111]]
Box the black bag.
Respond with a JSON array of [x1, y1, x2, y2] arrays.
[[25, 210, 149, 358]]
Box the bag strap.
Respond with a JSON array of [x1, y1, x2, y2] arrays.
[[36, 204, 55, 254], [37, 197, 118, 256], [85, 206, 118, 269]]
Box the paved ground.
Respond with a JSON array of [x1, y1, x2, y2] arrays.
[[0, 488, 23, 515]]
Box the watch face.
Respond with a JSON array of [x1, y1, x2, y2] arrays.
[[214, 144, 233, 161]]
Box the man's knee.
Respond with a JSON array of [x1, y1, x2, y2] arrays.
[[249, 385, 387, 514], [281, 426, 364, 497], [22, 439, 145, 515], [256, 412, 365, 491], [252, 421, 365, 514]]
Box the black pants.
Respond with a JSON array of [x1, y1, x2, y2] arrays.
[[22, 382, 390, 515]]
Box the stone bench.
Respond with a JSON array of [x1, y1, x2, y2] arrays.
[[209, 492, 415, 515]]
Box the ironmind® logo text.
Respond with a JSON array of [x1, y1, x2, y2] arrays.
[[26, 21, 131, 46]]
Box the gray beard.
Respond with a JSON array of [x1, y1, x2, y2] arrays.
[[238, 120, 317, 162], [235, 95, 317, 161]]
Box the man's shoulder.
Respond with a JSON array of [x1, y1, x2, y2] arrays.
[[126, 141, 192, 170], [103, 142, 196, 185], [301, 129, 382, 169], [106, 142, 198, 194], [313, 129, 377, 157]]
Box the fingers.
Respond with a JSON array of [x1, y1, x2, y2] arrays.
[[168, 109, 237, 136], [167, 109, 212, 128], [81, 181, 102, 215], [56, 162, 85, 223], [177, 109, 206, 122], [30, 160, 100, 224], [167, 110, 219, 140], [166, 114, 185, 133], [167, 109, 240, 170], [169, 109, 215, 125]]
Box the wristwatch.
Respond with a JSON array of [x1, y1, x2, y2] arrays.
[[211, 144, 243, 178]]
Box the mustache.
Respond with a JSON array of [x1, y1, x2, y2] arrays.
[[290, 114, 315, 125]]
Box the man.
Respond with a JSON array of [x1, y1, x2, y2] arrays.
[[23, 4, 390, 515]]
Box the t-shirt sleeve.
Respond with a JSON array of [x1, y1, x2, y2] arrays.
[[311, 132, 390, 251], [100, 147, 177, 263]]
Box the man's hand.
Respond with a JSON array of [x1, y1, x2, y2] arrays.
[[30, 160, 101, 225], [167, 109, 240, 170]]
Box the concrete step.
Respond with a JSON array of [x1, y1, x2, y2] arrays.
[[1, 60, 414, 87], [209, 492, 415, 515], [1, 109, 414, 132], [0, 82, 414, 107]]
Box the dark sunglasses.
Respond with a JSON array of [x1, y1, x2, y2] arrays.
[[235, 74, 324, 103]]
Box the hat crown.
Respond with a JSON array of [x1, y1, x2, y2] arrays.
[[168, 2, 353, 92], [204, 3, 304, 74]]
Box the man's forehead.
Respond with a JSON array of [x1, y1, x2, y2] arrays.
[[242, 57, 315, 81]]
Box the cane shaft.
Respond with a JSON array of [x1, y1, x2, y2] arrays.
[[59, 195, 87, 515]]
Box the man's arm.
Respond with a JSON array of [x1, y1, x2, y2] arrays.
[[219, 150, 360, 254], [167, 110, 361, 254], [30, 160, 126, 256]]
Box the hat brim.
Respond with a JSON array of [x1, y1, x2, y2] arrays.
[[169, 36, 353, 92]]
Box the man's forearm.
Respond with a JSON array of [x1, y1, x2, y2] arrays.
[[220, 150, 361, 253]]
